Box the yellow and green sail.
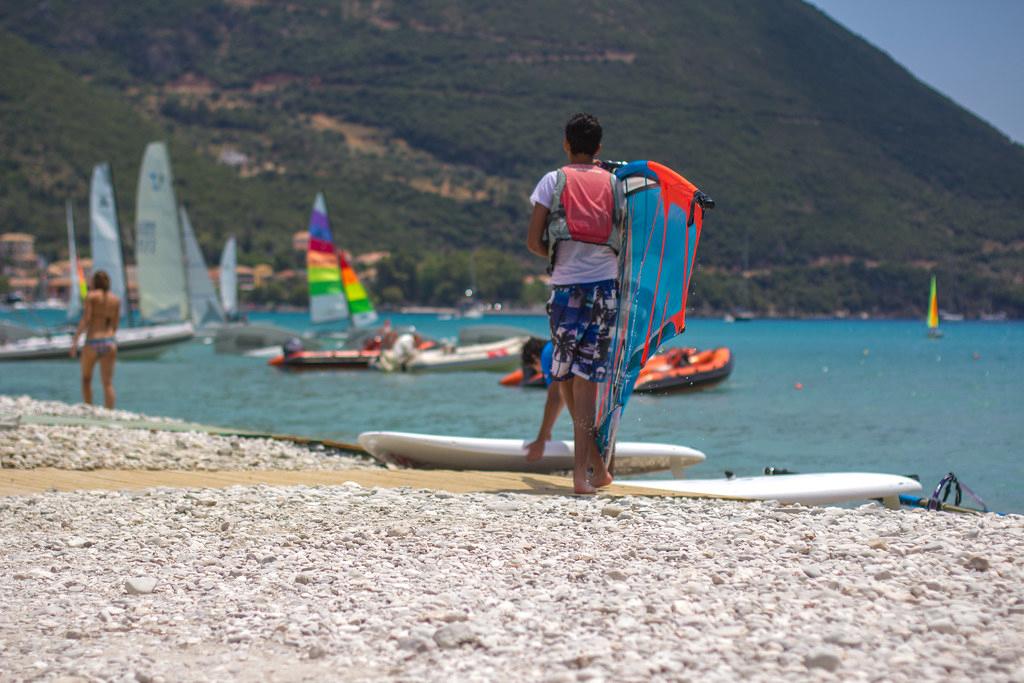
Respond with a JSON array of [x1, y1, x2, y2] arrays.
[[338, 249, 378, 328], [927, 275, 940, 331]]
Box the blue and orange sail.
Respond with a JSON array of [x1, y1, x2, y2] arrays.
[[596, 160, 711, 463], [307, 192, 349, 324]]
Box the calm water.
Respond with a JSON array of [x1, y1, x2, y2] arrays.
[[2, 310, 1022, 513]]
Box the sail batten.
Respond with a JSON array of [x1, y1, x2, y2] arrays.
[[135, 143, 189, 323], [89, 163, 128, 317], [180, 205, 226, 328], [219, 236, 238, 318], [307, 192, 349, 324]]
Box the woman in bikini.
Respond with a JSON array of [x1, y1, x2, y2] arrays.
[[70, 270, 121, 408]]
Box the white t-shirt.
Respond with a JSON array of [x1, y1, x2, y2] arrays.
[[531, 168, 618, 286]]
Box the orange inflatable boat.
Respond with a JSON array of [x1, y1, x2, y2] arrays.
[[498, 366, 546, 388], [500, 346, 733, 393], [633, 346, 733, 393], [268, 348, 379, 370]]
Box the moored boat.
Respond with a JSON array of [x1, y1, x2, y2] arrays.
[[269, 347, 379, 370], [264, 192, 379, 366], [0, 322, 194, 361], [633, 346, 733, 393], [375, 335, 527, 373]]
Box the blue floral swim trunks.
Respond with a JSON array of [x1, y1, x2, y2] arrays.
[[546, 279, 618, 382]]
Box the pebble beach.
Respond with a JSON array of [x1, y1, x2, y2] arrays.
[[1, 395, 1022, 682]]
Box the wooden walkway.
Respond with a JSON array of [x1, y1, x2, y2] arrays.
[[0, 468, 696, 498]]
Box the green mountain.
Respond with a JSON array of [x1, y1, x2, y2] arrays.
[[2, 0, 1022, 315]]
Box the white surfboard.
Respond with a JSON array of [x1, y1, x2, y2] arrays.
[[617, 472, 922, 506], [357, 431, 705, 476]]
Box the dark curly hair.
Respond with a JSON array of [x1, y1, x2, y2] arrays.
[[521, 336, 547, 366], [565, 113, 602, 156]]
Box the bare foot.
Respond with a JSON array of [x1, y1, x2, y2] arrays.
[[590, 471, 614, 488], [573, 474, 597, 495]]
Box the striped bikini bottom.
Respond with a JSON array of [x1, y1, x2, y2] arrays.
[[85, 337, 117, 356]]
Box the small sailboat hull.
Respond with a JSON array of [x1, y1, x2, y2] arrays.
[[0, 322, 194, 361]]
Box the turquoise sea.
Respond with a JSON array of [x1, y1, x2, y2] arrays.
[[2, 310, 1022, 514]]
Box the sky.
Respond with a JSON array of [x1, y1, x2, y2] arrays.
[[807, 0, 1024, 144]]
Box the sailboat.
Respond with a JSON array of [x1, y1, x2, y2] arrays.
[[179, 204, 226, 329], [0, 156, 193, 361], [927, 275, 943, 339], [306, 191, 378, 330], [219, 236, 238, 320], [267, 192, 382, 369], [210, 233, 305, 355]]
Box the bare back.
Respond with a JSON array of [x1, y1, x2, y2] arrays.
[[83, 290, 121, 339]]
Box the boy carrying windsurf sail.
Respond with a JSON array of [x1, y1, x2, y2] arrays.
[[525, 113, 625, 494]]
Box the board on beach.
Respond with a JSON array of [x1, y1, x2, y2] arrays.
[[357, 431, 705, 476], [616, 472, 922, 506]]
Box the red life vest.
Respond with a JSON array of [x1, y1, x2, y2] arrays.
[[544, 165, 622, 267]]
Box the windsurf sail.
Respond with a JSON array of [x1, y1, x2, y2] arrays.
[[180, 205, 226, 328], [307, 192, 349, 324], [135, 142, 189, 323], [65, 200, 85, 322], [89, 163, 128, 317], [927, 275, 939, 331], [219, 236, 238, 318], [595, 160, 712, 464], [338, 249, 378, 328]]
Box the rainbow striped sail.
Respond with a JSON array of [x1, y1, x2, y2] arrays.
[[307, 192, 349, 324], [927, 275, 942, 337], [596, 160, 710, 464], [338, 249, 378, 328]]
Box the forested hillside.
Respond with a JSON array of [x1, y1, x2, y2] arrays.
[[2, 0, 1022, 315]]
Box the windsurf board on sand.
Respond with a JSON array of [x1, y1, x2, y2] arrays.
[[616, 472, 922, 506], [357, 431, 705, 476]]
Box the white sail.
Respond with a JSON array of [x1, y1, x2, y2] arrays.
[[134, 142, 188, 323], [89, 163, 128, 316], [66, 200, 82, 322], [180, 205, 225, 328], [219, 236, 238, 317]]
